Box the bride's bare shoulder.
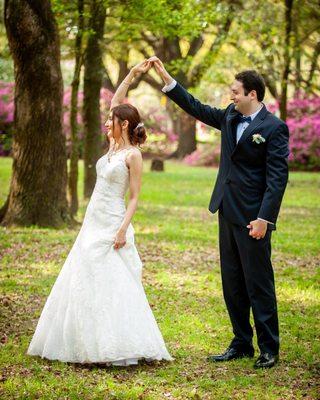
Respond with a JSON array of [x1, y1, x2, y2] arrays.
[[126, 147, 143, 165], [128, 146, 142, 156]]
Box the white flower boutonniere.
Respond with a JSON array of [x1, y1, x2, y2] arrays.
[[252, 133, 266, 144]]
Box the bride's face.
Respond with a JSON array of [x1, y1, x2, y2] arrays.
[[105, 113, 123, 142]]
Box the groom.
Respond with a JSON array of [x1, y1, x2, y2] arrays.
[[148, 57, 289, 369]]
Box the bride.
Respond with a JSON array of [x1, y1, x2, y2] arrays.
[[27, 60, 173, 366]]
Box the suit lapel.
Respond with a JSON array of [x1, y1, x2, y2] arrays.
[[231, 104, 268, 156], [226, 107, 241, 151]]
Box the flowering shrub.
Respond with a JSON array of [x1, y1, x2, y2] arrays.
[[139, 106, 178, 155], [269, 95, 320, 171], [287, 97, 320, 170], [184, 141, 221, 167], [62, 86, 113, 156], [0, 81, 14, 156]]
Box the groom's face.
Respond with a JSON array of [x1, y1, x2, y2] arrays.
[[230, 80, 252, 113]]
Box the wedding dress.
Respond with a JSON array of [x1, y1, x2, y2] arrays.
[[27, 148, 172, 365]]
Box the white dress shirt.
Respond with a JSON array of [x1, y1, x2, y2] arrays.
[[162, 80, 272, 225], [162, 79, 177, 93], [236, 105, 262, 143]]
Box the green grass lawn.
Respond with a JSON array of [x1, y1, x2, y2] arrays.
[[0, 157, 319, 399]]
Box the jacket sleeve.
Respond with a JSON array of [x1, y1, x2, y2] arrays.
[[258, 123, 289, 223], [165, 81, 227, 130]]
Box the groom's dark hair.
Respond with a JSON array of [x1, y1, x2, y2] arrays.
[[235, 70, 265, 102]]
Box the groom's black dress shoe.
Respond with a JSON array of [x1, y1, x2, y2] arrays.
[[207, 346, 254, 362], [254, 353, 279, 369]]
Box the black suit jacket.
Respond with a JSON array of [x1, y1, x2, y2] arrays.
[[165, 82, 289, 230]]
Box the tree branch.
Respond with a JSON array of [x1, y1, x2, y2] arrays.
[[262, 73, 279, 99], [140, 74, 163, 91], [189, 16, 233, 87], [187, 36, 204, 58], [141, 31, 160, 48], [102, 64, 115, 91], [306, 40, 320, 91]]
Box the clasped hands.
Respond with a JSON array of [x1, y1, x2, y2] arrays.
[[130, 57, 169, 81]]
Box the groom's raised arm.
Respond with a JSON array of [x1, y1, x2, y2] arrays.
[[163, 80, 227, 131], [149, 57, 227, 131]]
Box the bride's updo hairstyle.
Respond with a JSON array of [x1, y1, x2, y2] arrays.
[[112, 104, 147, 145]]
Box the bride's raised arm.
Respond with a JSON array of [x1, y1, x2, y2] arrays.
[[110, 60, 151, 110]]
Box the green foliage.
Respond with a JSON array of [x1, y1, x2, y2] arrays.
[[101, 0, 237, 88], [116, 0, 208, 39], [0, 158, 319, 399], [0, 58, 13, 82], [0, 1, 13, 81]]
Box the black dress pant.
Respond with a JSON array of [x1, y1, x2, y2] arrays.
[[218, 211, 279, 355]]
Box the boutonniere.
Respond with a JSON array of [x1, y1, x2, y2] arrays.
[[252, 133, 266, 144]]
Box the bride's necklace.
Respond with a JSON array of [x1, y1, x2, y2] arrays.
[[107, 145, 133, 162]]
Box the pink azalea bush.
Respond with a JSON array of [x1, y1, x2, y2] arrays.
[[62, 86, 114, 156], [286, 96, 320, 170], [141, 106, 178, 155], [0, 81, 14, 156], [184, 141, 221, 167], [184, 122, 221, 167], [269, 95, 320, 170], [62, 87, 84, 156]]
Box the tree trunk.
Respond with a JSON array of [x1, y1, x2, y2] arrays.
[[294, 45, 301, 95], [166, 104, 196, 158], [306, 40, 320, 93], [2, 0, 70, 227], [175, 111, 197, 158], [83, 0, 106, 198], [68, 0, 84, 216], [293, 15, 302, 96], [280, 0, 294, 121]]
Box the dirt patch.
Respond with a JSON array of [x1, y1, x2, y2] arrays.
[[0, 293, 43, 341]]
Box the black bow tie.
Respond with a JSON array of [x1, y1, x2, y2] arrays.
[[238, 115, 252, 124]]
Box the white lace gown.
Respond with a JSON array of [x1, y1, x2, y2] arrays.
[[27, 149, 172, 365]]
